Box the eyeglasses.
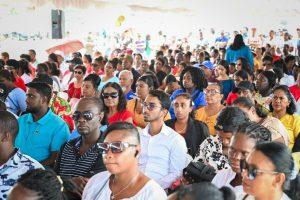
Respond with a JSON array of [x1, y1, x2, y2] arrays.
[[142, 102, 162, 111], [97, 141, 137, 154], [240, 160, 278, 180], [204, 89, 220, 95], [72, 111, 97, 121], [74, 71, 83, 74], [102, 92, 118, 99]]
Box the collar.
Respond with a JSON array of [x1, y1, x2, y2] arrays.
[[142, 123, 171, 137], [26, 108, 52, 125]]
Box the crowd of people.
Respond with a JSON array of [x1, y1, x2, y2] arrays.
[[0, 27, 300, 200]]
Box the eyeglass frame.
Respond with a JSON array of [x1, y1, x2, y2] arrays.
[[102, 92, 119, 99], [97, 141, 138, 154], [72, 111, 98, 121], [142, 102, 163, 111], [240, 160, 279, 180]]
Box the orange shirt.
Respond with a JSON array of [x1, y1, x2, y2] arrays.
[[127, 99, 171, 128], [194, 107, 221, 136]]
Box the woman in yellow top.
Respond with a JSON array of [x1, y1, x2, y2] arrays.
[[194, 83, 224, 135], [127, 75, 170, 128], [270, 85, 300, 167]]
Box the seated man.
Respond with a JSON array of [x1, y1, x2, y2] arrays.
[[0, 111, 43, 199], [119, 70, 136, 100], [54, 97, 107, 198], [139, 90, 188, 189], [15, 82, 70, 166]]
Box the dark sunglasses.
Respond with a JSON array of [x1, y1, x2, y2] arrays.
[[102, 92, 118, 99], [97, 141, 137, 154], [72, 111, 96, 121], [142, 102, 162, 111], [240, 160, 278, 180], [74, 71, 83, 74]]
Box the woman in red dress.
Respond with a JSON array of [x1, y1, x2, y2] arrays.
[[67, 65, 86, 101], [100, 82, 134, 125]]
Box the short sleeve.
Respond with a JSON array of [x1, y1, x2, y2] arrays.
[[50, 122, 70, 152]]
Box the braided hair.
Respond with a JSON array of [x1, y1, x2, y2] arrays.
[[17, 169, 65, 200], [237, 121, 272, 143]]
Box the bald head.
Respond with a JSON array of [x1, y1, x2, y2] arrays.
[[76, 97, 104, 114]]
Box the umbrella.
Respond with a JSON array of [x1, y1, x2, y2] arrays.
[[46, 40, 84, 55]]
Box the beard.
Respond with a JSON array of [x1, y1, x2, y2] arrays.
[[26, 106, 40, 114]]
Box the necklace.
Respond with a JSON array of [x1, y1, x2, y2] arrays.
[[110, 172, 139, 200], [175, 122, 187, 133]]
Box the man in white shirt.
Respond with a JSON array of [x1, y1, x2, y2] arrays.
[[138, 90, 188, 189]]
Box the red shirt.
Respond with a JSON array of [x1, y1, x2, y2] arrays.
[[289, 84, 300, 101], [14, 76, 26, 92], [108, 110, 134, 125], [67, 82, 82, 99], [226, 91, 239, 105]]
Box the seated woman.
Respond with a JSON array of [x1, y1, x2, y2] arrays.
[[101, 82, 133, 125], [240, 142, 294, 200], [270, 85, 300, 168], [82, 122, 167, 199], [165, 93, 209, 158], [68, 65, 86, 107], [5, 59, 26, 92], [0, 69, 26, 115], [170, 66, 208, 119], [234, 97, 289, 145], [127, 75, 170, 128], [212, 122, 271, 195], [226, 69, 249, 105], [255, 70, 277, 112], [215, 60, 235, 100], [164, 74, 181, 95], [98, 59, 119, 91], [82, 73, 101, 98], [193, 107, 249, 171], [194, 83, 224, 135]]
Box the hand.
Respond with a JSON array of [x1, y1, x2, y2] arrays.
[[180, 176, 190, 185], [69, 176, 89, 196]]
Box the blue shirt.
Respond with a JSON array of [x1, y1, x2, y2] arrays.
[[225, 45, 254, 68], [169, 89, 206, 119], [5, 88, 26, 115], [15, 109, 70, 162], [97, 76, 119, 91], [125, 90, 136, 101], [215, 36, 229, 43]]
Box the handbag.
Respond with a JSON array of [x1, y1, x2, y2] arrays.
[[183, 161, 216, 183]]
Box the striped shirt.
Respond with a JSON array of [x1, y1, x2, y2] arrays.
[[54, 133, 106, 178]]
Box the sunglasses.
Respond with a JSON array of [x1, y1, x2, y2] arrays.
[[142, 102, 162, 111], [97, 141, 137, 154], [72, 111, 96, 121], [204, 89, 220, 95], [102, 92, 118, 99], [240, 160, 278, 180], [74, 71, 83, 74]]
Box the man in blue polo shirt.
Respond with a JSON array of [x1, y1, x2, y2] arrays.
[[15, 82, 70, 167]]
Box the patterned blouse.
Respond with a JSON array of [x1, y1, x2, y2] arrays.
[[193, 135, 230, 171], [0, 149, 43, 199]]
